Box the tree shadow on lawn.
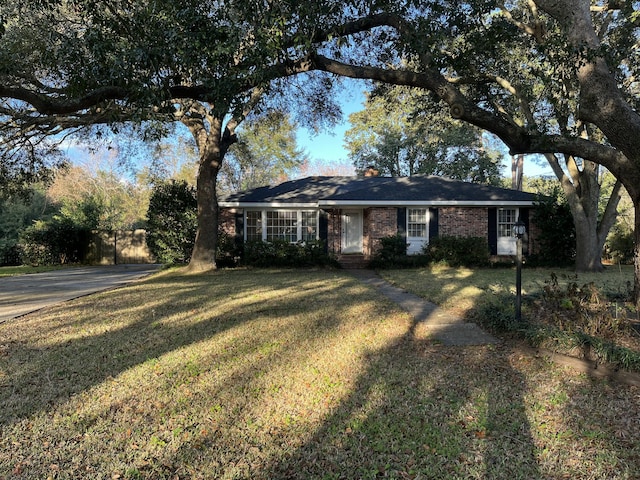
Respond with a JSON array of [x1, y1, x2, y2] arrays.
[[5, 269, 637, 478], [256, 320, 541, 479], [151, 312, 541, 479], [0, 269, 357, 426], [548, 369, 640, 477]]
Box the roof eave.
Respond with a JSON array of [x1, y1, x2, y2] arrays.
[[218, 201, 319, 208], [220, 200, 537, 208], [318, 200, 537, 207]]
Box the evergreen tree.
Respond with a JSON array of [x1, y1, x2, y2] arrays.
[[146, 180, 198, 265]]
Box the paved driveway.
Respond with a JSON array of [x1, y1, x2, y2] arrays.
[[0, 265, 161, 323]]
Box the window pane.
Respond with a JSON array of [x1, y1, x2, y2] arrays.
[[266, 211, 297, 243], [301, 211, 317, 242], [246, 211, 262, 241], [498, 209, 517, 238], [407, 208, 428, 238]]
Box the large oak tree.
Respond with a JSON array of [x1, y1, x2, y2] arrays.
[[0, 0, 387, 271], [2, 0, 640, 300]]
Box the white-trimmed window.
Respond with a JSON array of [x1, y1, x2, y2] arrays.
[[407, 208, 428, 238], [497, 208, 518, 255], [246, 211, 262, 242], [266, 211, 297, 242], [498, 208, 518, 237], [301, 211, 318, 242], [246, 210, 318, 243], [407, 208, 429, 255]]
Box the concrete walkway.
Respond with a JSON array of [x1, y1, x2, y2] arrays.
[[350, 269, 498, 346], [0, 265, 161, 323]]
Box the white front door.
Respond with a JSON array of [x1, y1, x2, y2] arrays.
[[342, 210, 363, 253], [497, 208, 518, 255]]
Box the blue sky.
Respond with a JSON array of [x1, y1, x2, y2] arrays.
[[295, 83, 554, 178], [294, 82, 366, 175]]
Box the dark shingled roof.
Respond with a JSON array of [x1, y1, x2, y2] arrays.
[[219, 175, 538, 206]]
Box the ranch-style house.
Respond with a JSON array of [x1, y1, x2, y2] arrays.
[[218, 175, 540, 266]]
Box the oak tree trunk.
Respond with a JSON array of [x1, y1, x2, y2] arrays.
[[573, 217, 604, 272], [188, 148, 221, 272], [635, 202, 640, 308]]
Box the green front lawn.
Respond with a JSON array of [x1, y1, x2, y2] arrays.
[[1, 268, 639, 479], [0, 265, 70, 277]]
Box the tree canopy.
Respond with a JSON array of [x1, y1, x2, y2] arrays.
[[0, 0, 382, 270], [2, 0, 640, 296], [218, 111, 309, 195], [345, 85, 503, 184]]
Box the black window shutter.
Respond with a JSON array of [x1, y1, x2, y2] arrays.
[[429, 208, 439, 239], [319, 210, 328, 252], [488, 208, 497, 255], [520, 208, 529, 230], [520, 208, 530, 254], [397, 208, 407, 237], [234, 211, 244, 250]]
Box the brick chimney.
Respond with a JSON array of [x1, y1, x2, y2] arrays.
[[364, 165, 380, 177]]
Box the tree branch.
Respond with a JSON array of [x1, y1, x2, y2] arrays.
[[309, 53, 630, 177], [0, 86, 129, 115], [310, 54, 526, 150], [598, 179, 623, 244], [305, 12, 402, 46]]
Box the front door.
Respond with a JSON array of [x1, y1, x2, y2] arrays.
[[342, 210, 363, 254]]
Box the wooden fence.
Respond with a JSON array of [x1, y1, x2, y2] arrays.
[[86, 230, 156, 265]]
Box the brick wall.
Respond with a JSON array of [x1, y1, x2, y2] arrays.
[[219, 208, 238, 236], [326, 209, 342, 255], [326, 206, 491, 257], [221, 206, 538, 259], [364, 207, 397, 256], [325, 208, 398, 257], [526, 218, 540, 255], [439, 207, 488, 237]]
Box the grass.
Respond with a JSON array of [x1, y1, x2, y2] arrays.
[[378, 264, 635, 317], [380, 264, 640, 370], [1, 267, 640, 478], [0, 265, 71, 277]]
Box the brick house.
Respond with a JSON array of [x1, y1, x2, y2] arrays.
[[218, 175, 539, 265]]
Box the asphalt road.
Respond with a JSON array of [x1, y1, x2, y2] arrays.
[[0, 265, 161, 323]]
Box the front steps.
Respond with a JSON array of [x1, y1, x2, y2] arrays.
[[337, 254, 369, 269]]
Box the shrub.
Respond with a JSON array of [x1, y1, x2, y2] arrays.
[[534, 272, 631, 340], [468, 290, 517, 332], [242, 239, 336, 268], [529, 194, 575, 266], [606, 226, 634, 265], [424, 235, 490, 267], [20, 217, 90, 265], [377, 234, 407, 259], [216, 232, 242, 268], [500, 273, 640, 372], [146, 180, 198, 264], [369, 234, 430, 269], [1, 244, 22, 266]]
